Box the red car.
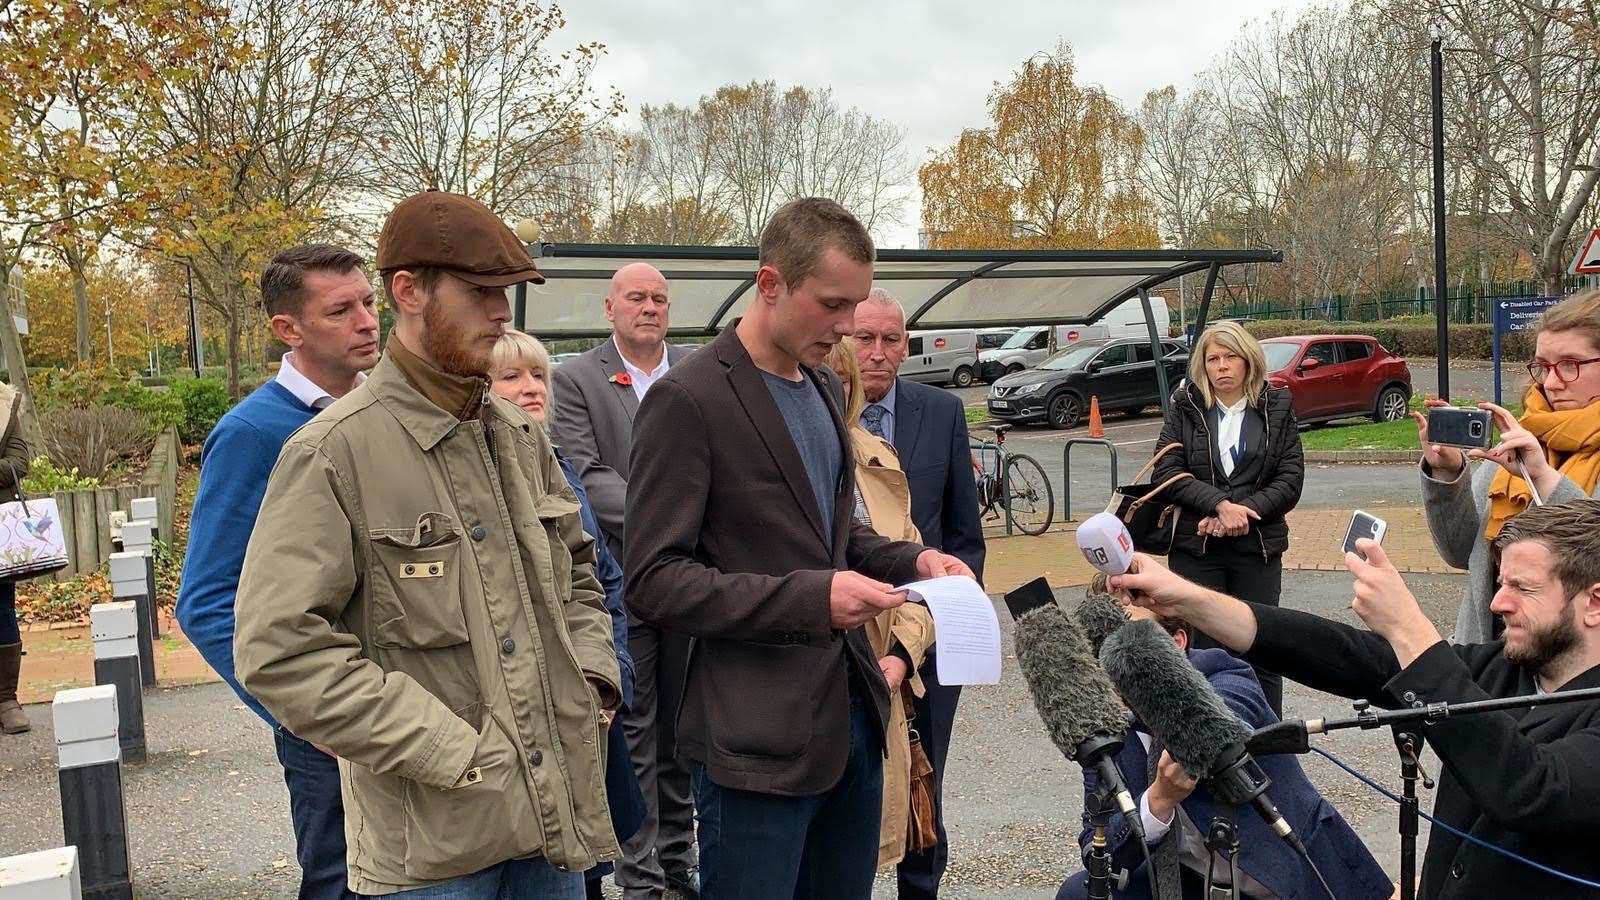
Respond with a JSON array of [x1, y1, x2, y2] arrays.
[[1260, 335, 1412, 424]]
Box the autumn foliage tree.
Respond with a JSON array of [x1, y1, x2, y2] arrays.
[[920, 43, 1160, 250]]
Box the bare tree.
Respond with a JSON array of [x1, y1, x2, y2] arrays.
[[358, 0, 624, 225]]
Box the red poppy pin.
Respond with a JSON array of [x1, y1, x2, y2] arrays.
[[609, 371, 633, 386]]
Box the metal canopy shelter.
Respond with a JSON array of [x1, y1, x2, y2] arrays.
[[516, 244, 1284, 340]]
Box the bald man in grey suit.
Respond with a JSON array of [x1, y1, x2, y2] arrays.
[[552, 263, 698, 900]]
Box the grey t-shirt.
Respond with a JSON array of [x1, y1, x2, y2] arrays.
[[762, 370, 843, 546]]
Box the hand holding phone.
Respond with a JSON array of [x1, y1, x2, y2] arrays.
[[1342, 510, 1387, 560], [1425, 407, 1493, 449]]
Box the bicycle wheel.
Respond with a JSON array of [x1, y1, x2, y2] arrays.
[[1002, 453, 1055, 536]]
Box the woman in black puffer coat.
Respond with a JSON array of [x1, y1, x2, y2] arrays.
[[1153, 321, 1304, 714]]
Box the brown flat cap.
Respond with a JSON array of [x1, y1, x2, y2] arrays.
[[376, 189, 544, 286]]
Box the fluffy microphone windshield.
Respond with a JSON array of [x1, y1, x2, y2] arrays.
[[1074, 579, 1130, 657], [1012, 596, 1131, 758], [1099, 618, 1250, 780]]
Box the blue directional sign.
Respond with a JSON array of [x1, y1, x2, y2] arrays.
[[1491, 295, 1563, 404]]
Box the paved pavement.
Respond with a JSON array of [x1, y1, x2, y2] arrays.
[[1, 566, 1463, 899]]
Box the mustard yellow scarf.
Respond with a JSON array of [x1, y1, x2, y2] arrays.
[[1484, 389, 1600, 539]]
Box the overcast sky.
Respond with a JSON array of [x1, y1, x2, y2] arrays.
[[561, 0, 1307, 248]]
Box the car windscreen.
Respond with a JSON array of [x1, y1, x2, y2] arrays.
[[1038, 345, 1103, 371], [1262, 342, 1301, 372], [999, 327, 1041, 350]]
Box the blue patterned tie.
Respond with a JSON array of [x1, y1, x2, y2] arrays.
[[862, 404, 887, 438]]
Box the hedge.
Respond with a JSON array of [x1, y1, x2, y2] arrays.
[[1240, 320, 1533, 361]]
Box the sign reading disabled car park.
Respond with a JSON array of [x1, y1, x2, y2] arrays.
[[1491, 295, 1564, 403]]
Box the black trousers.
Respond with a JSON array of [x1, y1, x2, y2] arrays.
[[1168, 541, 1284, 716]]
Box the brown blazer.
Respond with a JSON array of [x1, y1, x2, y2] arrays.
[[849, 425, 936, 868], [624, 326, 927, 796]]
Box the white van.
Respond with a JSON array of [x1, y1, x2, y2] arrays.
[[975, 298, 1171, 381], [899, 329, 980, 387]]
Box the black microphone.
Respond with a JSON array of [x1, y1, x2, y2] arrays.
[[1004, 577, 1144, 842], [1099, 618, 1303, 852], [1074, 580, 1130, 657]]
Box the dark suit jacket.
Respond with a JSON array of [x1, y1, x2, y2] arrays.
[[1248, 604, 1600, 899], [624, 327, 927, 795], [1066, 648, 1391, 900], [891, 378, 986, 579], [551, 338, 694, 560]]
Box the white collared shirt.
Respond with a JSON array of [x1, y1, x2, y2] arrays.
[[1215, 395, 1249, 478], [615, 336, 670, 402], [275, 352, 365, 411]]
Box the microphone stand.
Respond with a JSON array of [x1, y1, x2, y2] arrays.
[[1203, 808, 1243, 900], [1393, 728, 1433, 900], [1246, 686, 1600, 755], [1247, 689, 1600, 900], [1081, 780, 1116, 900]]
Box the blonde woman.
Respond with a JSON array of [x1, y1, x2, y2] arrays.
[[824, 339, 937, 870], [1152, 320, 1304, 714]]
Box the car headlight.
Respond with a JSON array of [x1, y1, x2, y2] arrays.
[[1013, 383, 1045, 395]]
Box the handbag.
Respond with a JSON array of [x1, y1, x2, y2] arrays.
[[0, 461, 69, 581], [903, 687, 940, 854], [1106, 442, 1194, 556]]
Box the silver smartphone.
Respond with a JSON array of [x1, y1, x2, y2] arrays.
[[1342, 510, 1388, 559]]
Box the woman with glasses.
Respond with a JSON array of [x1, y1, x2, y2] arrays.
[[1417, 289, 1600, 642]]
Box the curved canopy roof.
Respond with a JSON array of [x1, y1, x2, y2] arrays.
[[516, 243, 1283, 338]]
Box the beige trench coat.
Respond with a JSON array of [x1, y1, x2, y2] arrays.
[[849, 425, 938, 869]]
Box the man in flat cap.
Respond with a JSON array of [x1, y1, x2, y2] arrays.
[[235, 190, 621, 899]]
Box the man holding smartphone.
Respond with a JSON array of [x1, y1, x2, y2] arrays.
[[1110, 497, 1600, 898]]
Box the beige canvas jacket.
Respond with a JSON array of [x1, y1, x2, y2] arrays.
[[234, 350, 620, 894]]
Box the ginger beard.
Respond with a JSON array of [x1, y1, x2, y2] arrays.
[[421, 287, 503, 377]]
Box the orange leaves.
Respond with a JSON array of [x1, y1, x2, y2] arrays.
[[919, 42, 1160, 252]]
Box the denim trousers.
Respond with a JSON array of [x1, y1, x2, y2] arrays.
[[692, 679, 884, 900], [387, 856, 584, 900]]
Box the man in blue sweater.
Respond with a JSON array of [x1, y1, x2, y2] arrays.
[[176, 243, 380, 900]]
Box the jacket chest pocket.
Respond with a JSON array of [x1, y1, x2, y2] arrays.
[[369, 512, 471, 648], [368, 513, 480, 721]]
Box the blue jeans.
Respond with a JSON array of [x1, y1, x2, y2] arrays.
[[388, 857, 584, 900], [273, 728, 360, 900], [692, 680, 884, 900]]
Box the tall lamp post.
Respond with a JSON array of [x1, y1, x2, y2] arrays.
[[1431, 24, 1450, 400]]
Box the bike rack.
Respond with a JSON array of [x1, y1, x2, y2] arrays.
[[1062, 438, 1119, 522]]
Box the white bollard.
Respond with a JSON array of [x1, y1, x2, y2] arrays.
[[0, 846, 83, 900], [89, 603, 145, 764], [108, 554, 155, 687], [115, 523, 160, 640], [53, 686, 131, 900], [127, 498, 157, 537]]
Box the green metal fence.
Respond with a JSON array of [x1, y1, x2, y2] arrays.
[[1189, 277, 1596, 326]]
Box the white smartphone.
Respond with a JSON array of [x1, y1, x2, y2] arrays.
[[1342, 510, 1388, 559]]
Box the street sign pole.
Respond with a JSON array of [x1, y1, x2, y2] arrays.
[[1492, 296, 1564, 406], [1431, 30, 1450, 401]]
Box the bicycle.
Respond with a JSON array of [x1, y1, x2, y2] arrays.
[[970, 424, 1055, 536]]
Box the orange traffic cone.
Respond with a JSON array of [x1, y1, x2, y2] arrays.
[[1087, 395, 1105, 438]]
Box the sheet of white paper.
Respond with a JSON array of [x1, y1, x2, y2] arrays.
[[898, 575, 1002, 685]]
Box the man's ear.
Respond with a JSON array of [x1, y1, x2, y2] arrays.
[[754, 265, 785, 302], [268, 313, 300, 348], [388, 270, 425, 316], [1581, 582, 1600, 628]]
